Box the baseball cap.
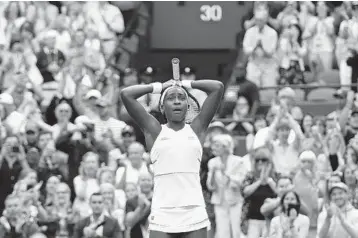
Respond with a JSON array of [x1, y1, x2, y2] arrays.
[[0, 93, 14, 105], [84, 89, 102, 100], [329, 182, 349, 194], [208, 121, 229, 133], [122, 125, 135, 136], [278, 87, 295, 99], [299, 150, 316, 161]]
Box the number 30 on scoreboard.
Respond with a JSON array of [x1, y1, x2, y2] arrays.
[[200, 5, 222, 22]]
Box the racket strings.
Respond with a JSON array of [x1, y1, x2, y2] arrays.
[[186, 92, 201, 123]]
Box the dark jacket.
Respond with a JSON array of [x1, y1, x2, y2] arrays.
[[73, 216, 122, 238]]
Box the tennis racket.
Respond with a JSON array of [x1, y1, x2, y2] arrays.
[[171, 58, 200, 123]]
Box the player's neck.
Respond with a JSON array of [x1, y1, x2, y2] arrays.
[[166, 121, 185, 131]]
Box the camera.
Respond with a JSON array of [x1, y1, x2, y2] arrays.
[[12, 146, 20, 153], [287, 204, 300, 216]]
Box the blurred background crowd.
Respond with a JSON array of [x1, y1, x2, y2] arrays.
[[1, 1, 358, 238]]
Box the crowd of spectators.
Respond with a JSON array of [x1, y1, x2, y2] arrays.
[[241, 1, 358, 89], [2, 1, 358, 238], [205, 2, 358, 238]]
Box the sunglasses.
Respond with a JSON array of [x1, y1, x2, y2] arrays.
[[26, 130, 36, 135], [255, 157, 269, 163]]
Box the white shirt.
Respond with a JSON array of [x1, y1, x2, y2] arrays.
[[94, 117, 127, 143], [243, 24, 278, 62], [85, 2, 124, 40], [311, 17, 334, 53], [115, 162, 149, 185], [56, 30, 72, 56], [207, 155, 248, 205], [150, 124, 204, 208], [269, 214, 310, 238], [317, 204, 358, 238]]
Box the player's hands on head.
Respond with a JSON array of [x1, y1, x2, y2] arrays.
[[162, 79, 177, 91]]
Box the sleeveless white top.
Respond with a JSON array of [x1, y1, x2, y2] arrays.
[[150, 124, 205, 209]]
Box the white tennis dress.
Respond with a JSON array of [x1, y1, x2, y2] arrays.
[[149, 124, 210, 233]]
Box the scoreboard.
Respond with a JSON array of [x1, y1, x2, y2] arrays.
[[150, 1, 252, 50]]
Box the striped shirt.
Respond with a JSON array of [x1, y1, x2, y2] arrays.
[[94, 117, 127, 143]]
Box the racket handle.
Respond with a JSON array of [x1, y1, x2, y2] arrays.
[[172, 58, 180, 81]]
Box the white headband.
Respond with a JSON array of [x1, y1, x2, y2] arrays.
[[159, 85, 189, 109]]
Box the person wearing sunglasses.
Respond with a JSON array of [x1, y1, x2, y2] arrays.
[[240, 147, 278, 238]]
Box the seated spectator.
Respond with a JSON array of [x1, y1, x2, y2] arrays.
[[269, 191, 310, 237], [243, 7, 278, 88], [73, 192, 121, 238]]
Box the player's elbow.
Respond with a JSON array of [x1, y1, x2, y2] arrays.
[[214, 81, 224, 93], [120, 87, 130, 100]]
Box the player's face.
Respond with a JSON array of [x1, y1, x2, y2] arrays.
[[163, 87, 188, 123]]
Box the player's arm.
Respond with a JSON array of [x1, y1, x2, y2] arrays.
[[120, 81, 174, 147], [190, 80, 224, 137], [120, 85, 161, 137]]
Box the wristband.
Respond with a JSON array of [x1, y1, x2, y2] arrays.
[[151, 82, 163, 94], [181, 80, 192, 89]]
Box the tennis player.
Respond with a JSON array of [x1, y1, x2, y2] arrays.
[[120, 61, 224, 238]]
